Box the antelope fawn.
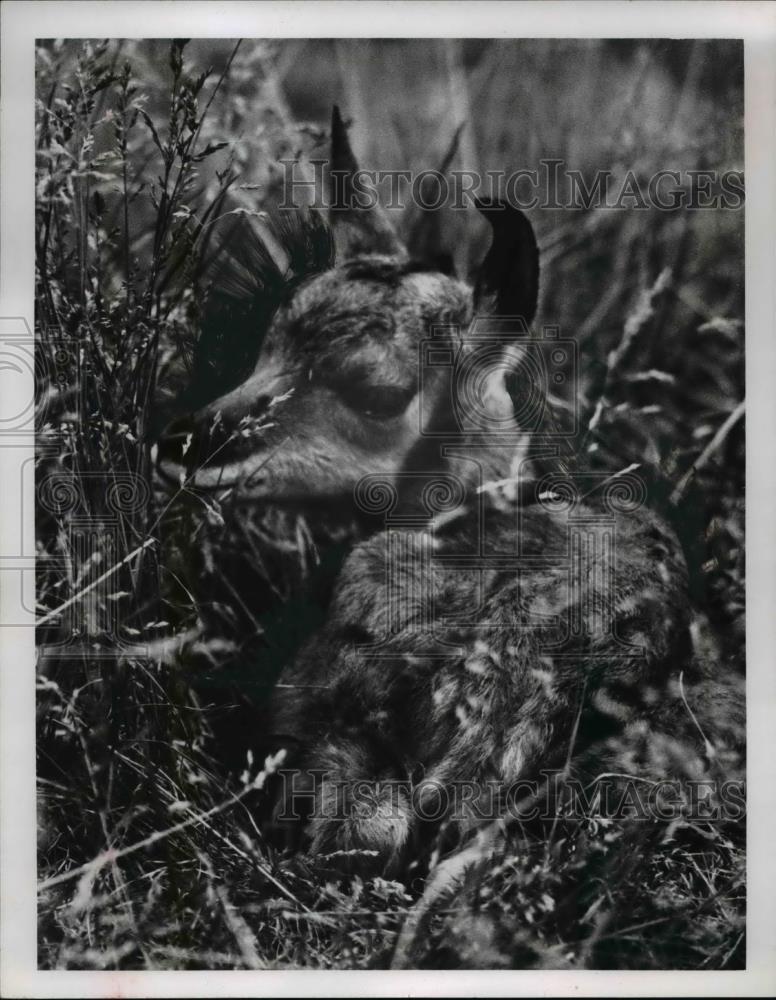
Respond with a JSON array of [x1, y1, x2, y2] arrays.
[[157, 108, 735, 883]]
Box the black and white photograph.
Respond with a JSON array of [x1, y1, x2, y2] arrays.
[[1, 2, 775, 995]]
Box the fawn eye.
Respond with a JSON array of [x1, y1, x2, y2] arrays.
[[339, 383, 415, 419]]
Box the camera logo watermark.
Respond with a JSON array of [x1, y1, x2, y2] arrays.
[[419, 318, 578, 439], [352, 316, 645, 661]]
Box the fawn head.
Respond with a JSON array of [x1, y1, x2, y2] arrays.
[[157, 108, 540, 509]]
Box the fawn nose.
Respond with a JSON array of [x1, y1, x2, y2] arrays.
[[156, 411, 233, 472], [156, 390, 277, 475], [156, 413, 199, 472], [155, 362, 292, 483]]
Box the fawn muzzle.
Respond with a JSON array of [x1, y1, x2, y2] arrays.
[[156, 362, 295, 492]]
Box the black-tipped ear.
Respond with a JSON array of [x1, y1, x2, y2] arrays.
[[329, 105, 405, 258], [472, 198, 539, 326]]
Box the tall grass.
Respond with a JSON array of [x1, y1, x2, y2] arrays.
[[36, 38, 744, 970]]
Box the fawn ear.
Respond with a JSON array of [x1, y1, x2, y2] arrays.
[[472, 198, 539, 326], [329, 105, 405, 258]]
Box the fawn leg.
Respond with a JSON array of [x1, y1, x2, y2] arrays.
[[390, 820, 503, 969]]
